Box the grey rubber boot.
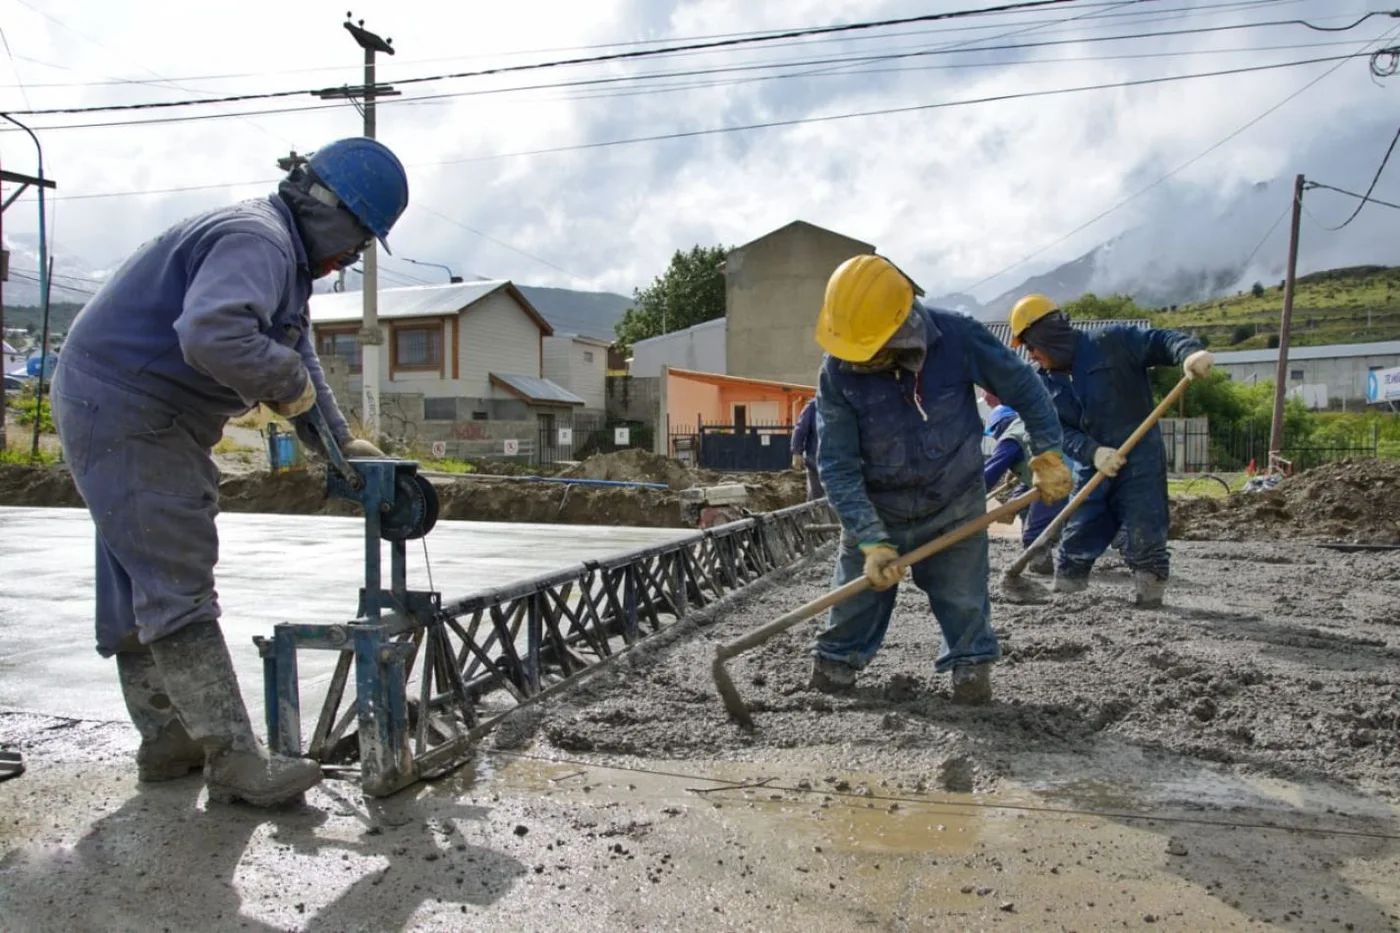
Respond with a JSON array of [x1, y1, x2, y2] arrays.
[[115, 647, 205, 782], [1133, 571, 1167, 609], [1027, 550, 1055, 576], [1052, 573, 1088, 594], [148, 620, 322, 807], [808, 657, 857, 693], [950, 663, 993, 705]]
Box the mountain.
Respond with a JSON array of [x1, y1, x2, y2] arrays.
[[2, 233, 111, 311], [513, 285, 632, 342]]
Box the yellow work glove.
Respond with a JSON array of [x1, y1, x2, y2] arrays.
[[1183, 349, 1214, 380], [343, 438, 386, 458], [859, 544, 902, 591], [1029, 450, 1072, 503], [1093, 446, 1125, 478], [268, 375, 317, 419]]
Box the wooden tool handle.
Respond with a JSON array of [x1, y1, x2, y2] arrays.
[[1006, 375, 1192, 575], [715, 489, 1041, 659]]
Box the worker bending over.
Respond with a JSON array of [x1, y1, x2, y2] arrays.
[[810, 256, 1071, 703], [49, 137, 408, 807], [790, 396, 824, 501], [981, 390, 1065, 576], [1007, 294, 1212, 608]]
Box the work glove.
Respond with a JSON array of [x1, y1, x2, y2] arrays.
[[267, 375, 317, 419], [791, 454, 805, 472], [1093, 446, 1126, 478], [1029, 450, 1072, 503], [343, 438, 386, 458], [1183, 349, 1214, 380], [859, 543, 902, 591]]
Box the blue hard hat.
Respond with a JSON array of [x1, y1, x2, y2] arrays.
[[307, 137, 409, 254]]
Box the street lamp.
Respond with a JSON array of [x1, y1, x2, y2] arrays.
[[400, 257, 463, 283]]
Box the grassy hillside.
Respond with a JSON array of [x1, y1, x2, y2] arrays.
[[1157, 265, 1400, 350], [2, 303, 84, 336]]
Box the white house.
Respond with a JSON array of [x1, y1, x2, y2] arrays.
[[629, 317, 727, 377], [542, 333, 610, 412], [308, 280, 586, 422]]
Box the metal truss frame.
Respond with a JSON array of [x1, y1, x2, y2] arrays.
[[257, 498, 838, 796]]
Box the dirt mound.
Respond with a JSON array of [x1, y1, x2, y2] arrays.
[[435, 482, 683, 527], [559, 449, 700, 490], [0, 464, 84, 508], [1172, 458, 1400, 544]]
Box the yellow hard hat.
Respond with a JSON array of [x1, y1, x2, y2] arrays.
[[814, 255, 915, 362], [1008, 293, 1059, 347]]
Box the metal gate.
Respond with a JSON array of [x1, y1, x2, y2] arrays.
[[698, 424, 793, 472]]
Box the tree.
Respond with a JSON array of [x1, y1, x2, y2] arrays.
[[1060, 292, 1148, 320], [1251, 281, 1266, 298], [614, 244, 730, 352]]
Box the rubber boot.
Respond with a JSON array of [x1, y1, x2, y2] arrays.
[[148, 620, 322, 807], [1052, 573, 1088, 594], [808, 657, 857, 693], [1027, 550, 1055, 577], [950, 663, 992, 705], [1132, 571, 1167, 609], [115, 647, 205, 782]]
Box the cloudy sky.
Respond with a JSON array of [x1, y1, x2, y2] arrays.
[[1, 0, 1398, 307]]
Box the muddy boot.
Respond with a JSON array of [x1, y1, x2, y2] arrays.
[[950, 663, 992, 706], [149, 620, 322, 807], [116, 647, 205, 782], [1132, 571, 1167, 609], [1052, 573, 1088, 594], [1027, 550, 1055, 576], [808, 657, 856, 693]]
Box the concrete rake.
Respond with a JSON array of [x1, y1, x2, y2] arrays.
[[999, 375, 1193, 604], [712, 490, 1041, 730]]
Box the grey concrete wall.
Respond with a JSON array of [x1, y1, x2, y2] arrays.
[[724, 225, 873, 385], [606, 375, 660, 426], [1218, 353, 1400, 407]]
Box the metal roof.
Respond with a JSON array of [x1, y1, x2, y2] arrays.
[[1211, 340, 1400, 365], [489, 372, 586, 406], [309, 280, 510, 323], [981, 317, 1152, 358]]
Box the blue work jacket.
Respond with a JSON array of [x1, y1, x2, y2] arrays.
[[816, 302, 1062, 546], [60, 193, 350, 443], [1042, 326, 1202, 478], [792, 398, 818, 461]]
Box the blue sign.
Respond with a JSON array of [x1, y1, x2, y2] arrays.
[[1367, 366, 1400, 404], [24, 353, 57, 379]]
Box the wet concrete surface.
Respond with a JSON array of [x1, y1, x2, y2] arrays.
[[3, 516, 1400, 931], [0, 507, 685, 722]]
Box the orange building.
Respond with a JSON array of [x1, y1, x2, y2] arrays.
[[658, 365, 815, 465]]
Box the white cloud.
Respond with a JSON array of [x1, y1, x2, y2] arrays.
[[1, 0, 1396, 304]]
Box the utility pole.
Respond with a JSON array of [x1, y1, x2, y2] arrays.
[[314, 13, 400, 441], [402, 257, 463, 283], [1267, 173, 1305, 472]]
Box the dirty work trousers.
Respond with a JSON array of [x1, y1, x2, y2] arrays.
[[1057, 452, 1170, 581], [1013, 483, 1065, 550], [804, 462, 824, 502], [49, 360, 225, 658], [812, 481, 998, 673]]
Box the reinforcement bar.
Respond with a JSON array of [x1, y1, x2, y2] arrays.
[[257, 498, 839, 796]]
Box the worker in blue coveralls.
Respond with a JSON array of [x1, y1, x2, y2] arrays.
[[790, 396, 824, 500], [980, 389, 1065, 576], [48, 137, 408, 808], [1007, 294, 1213, 608], [808, 255, 1072, 704]]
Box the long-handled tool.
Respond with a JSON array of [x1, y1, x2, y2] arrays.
[[712, 489, 1041, 729], [999, 375, 1192, 603]]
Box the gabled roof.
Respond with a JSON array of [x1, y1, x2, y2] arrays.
[[982, 317, 1153, 360], [728, 220, 875, 256], [666, 366, 815, 395], [309, 280, 554, 334], [490, 373, 585, 406]]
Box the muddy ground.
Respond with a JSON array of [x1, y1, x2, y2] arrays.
[[493, 536, 1400, 805], [0, 448, 807, 529]]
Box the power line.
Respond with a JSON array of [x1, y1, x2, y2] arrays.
[[415, 205, 583, 281], [958, 26, 1398, 296], [7, 5, 1394, 118], [1304, 178, 1400, 214], [1238, 203, 1293, 272], [1306, 125, 1400, 230]]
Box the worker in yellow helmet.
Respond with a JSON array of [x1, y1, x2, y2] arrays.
[[809, 255, 1072, 704], [1007, 293, 1213, 607]]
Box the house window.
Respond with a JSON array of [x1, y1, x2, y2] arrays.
[[392, 323, 443, 371], [583, 350, 594, 364], [472, 411, 489, 421], [316, 329, 362, 373], [1290, 369, 1304, 382], [423, 398, 456, 421]]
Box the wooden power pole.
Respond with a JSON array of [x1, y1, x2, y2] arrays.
[[1267, 173, 1305, 472]]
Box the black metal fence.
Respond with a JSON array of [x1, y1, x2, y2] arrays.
[[668, 422, 795, 473], [1164, 420, 1378, 472], [535, 414, 655, 466]]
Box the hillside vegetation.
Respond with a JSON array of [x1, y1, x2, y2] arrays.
[[1157, 265, 1400, 350]]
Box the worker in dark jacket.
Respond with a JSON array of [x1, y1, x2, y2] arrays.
[[981, 390, 1065, 575], [49, 137, 409, 807], [790, 397, 823, 500], [810, 256, 1072, 704], [1007, 294, 1212, 607]]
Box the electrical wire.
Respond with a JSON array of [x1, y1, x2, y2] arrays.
[[957, 25, 1399, 296], [415, 205, 583, 280], [6, 6, 1395, 118], [1304, 179, 1400, 215], [1305, 125, 1400, 230], [1237, 203, 1293, 273]]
